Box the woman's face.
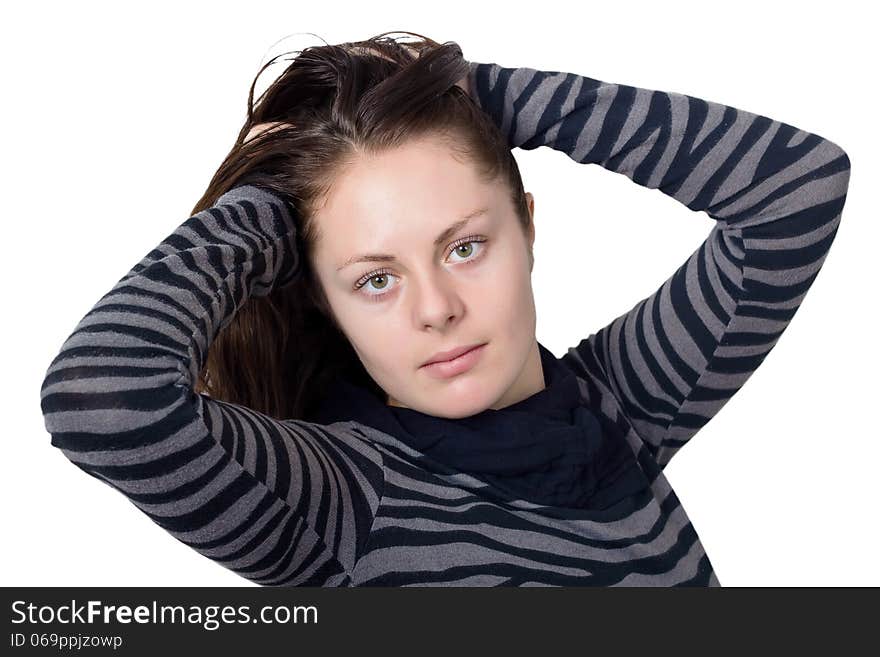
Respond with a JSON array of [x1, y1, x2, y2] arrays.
[[310, 134, 544, 419]]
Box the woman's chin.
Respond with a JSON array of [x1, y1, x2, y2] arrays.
[[426, 388, 496, 419]]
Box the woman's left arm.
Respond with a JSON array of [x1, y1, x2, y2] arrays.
[[465, 59, 851, 470]]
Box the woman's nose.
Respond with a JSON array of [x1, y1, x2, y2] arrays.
[[413, 272, 465, 330]]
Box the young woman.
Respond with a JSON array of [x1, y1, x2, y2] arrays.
[[39, 31, 851, 586]]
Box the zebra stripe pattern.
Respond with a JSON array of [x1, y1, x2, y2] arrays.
[[38, 60, 850, 586], [471, 61, 850, 468]]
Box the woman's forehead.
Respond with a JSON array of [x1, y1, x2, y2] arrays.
[[314, 139, 505, 248]]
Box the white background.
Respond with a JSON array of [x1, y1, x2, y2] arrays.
[[2, 0, 876, 587]]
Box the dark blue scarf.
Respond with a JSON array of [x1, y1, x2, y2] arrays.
[[312, 342, 648, 510]]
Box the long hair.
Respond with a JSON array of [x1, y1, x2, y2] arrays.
[[190, 30, 533, 422]]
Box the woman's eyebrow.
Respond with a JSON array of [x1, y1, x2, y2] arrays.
[[336, 207, 489, 271]]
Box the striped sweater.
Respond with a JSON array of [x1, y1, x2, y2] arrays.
[[38, 59, 851, 586]]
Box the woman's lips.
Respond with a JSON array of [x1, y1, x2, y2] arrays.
[[420, 343, 487, 379]]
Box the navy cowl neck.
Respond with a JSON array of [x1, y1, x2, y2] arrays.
[[312, 342, 648, 510]]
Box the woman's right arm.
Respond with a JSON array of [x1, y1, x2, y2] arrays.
[[38, 184, 384, 586]]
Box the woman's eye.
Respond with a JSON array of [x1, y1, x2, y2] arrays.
[[355, 270, 397, 296], [450, 242, 475, 260], [447, 237, 487, 263], [354, 237, 487, 300]]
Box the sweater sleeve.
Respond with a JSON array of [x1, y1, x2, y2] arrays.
[[38, 184, 384, 586], [466, 60, 851, 470]]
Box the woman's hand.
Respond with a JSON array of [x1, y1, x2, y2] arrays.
[[350, 43, 471, 99], [401, 43, 471, 98], [242, 44, 473, 147], [242, 121, 293, 145], [455, 70, 471, 99]]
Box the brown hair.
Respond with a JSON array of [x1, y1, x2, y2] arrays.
[[190, 30, 533, 422]]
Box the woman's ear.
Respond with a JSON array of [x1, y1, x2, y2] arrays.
[[525, 191, 535, 249], [522, 192, 536, 273]]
